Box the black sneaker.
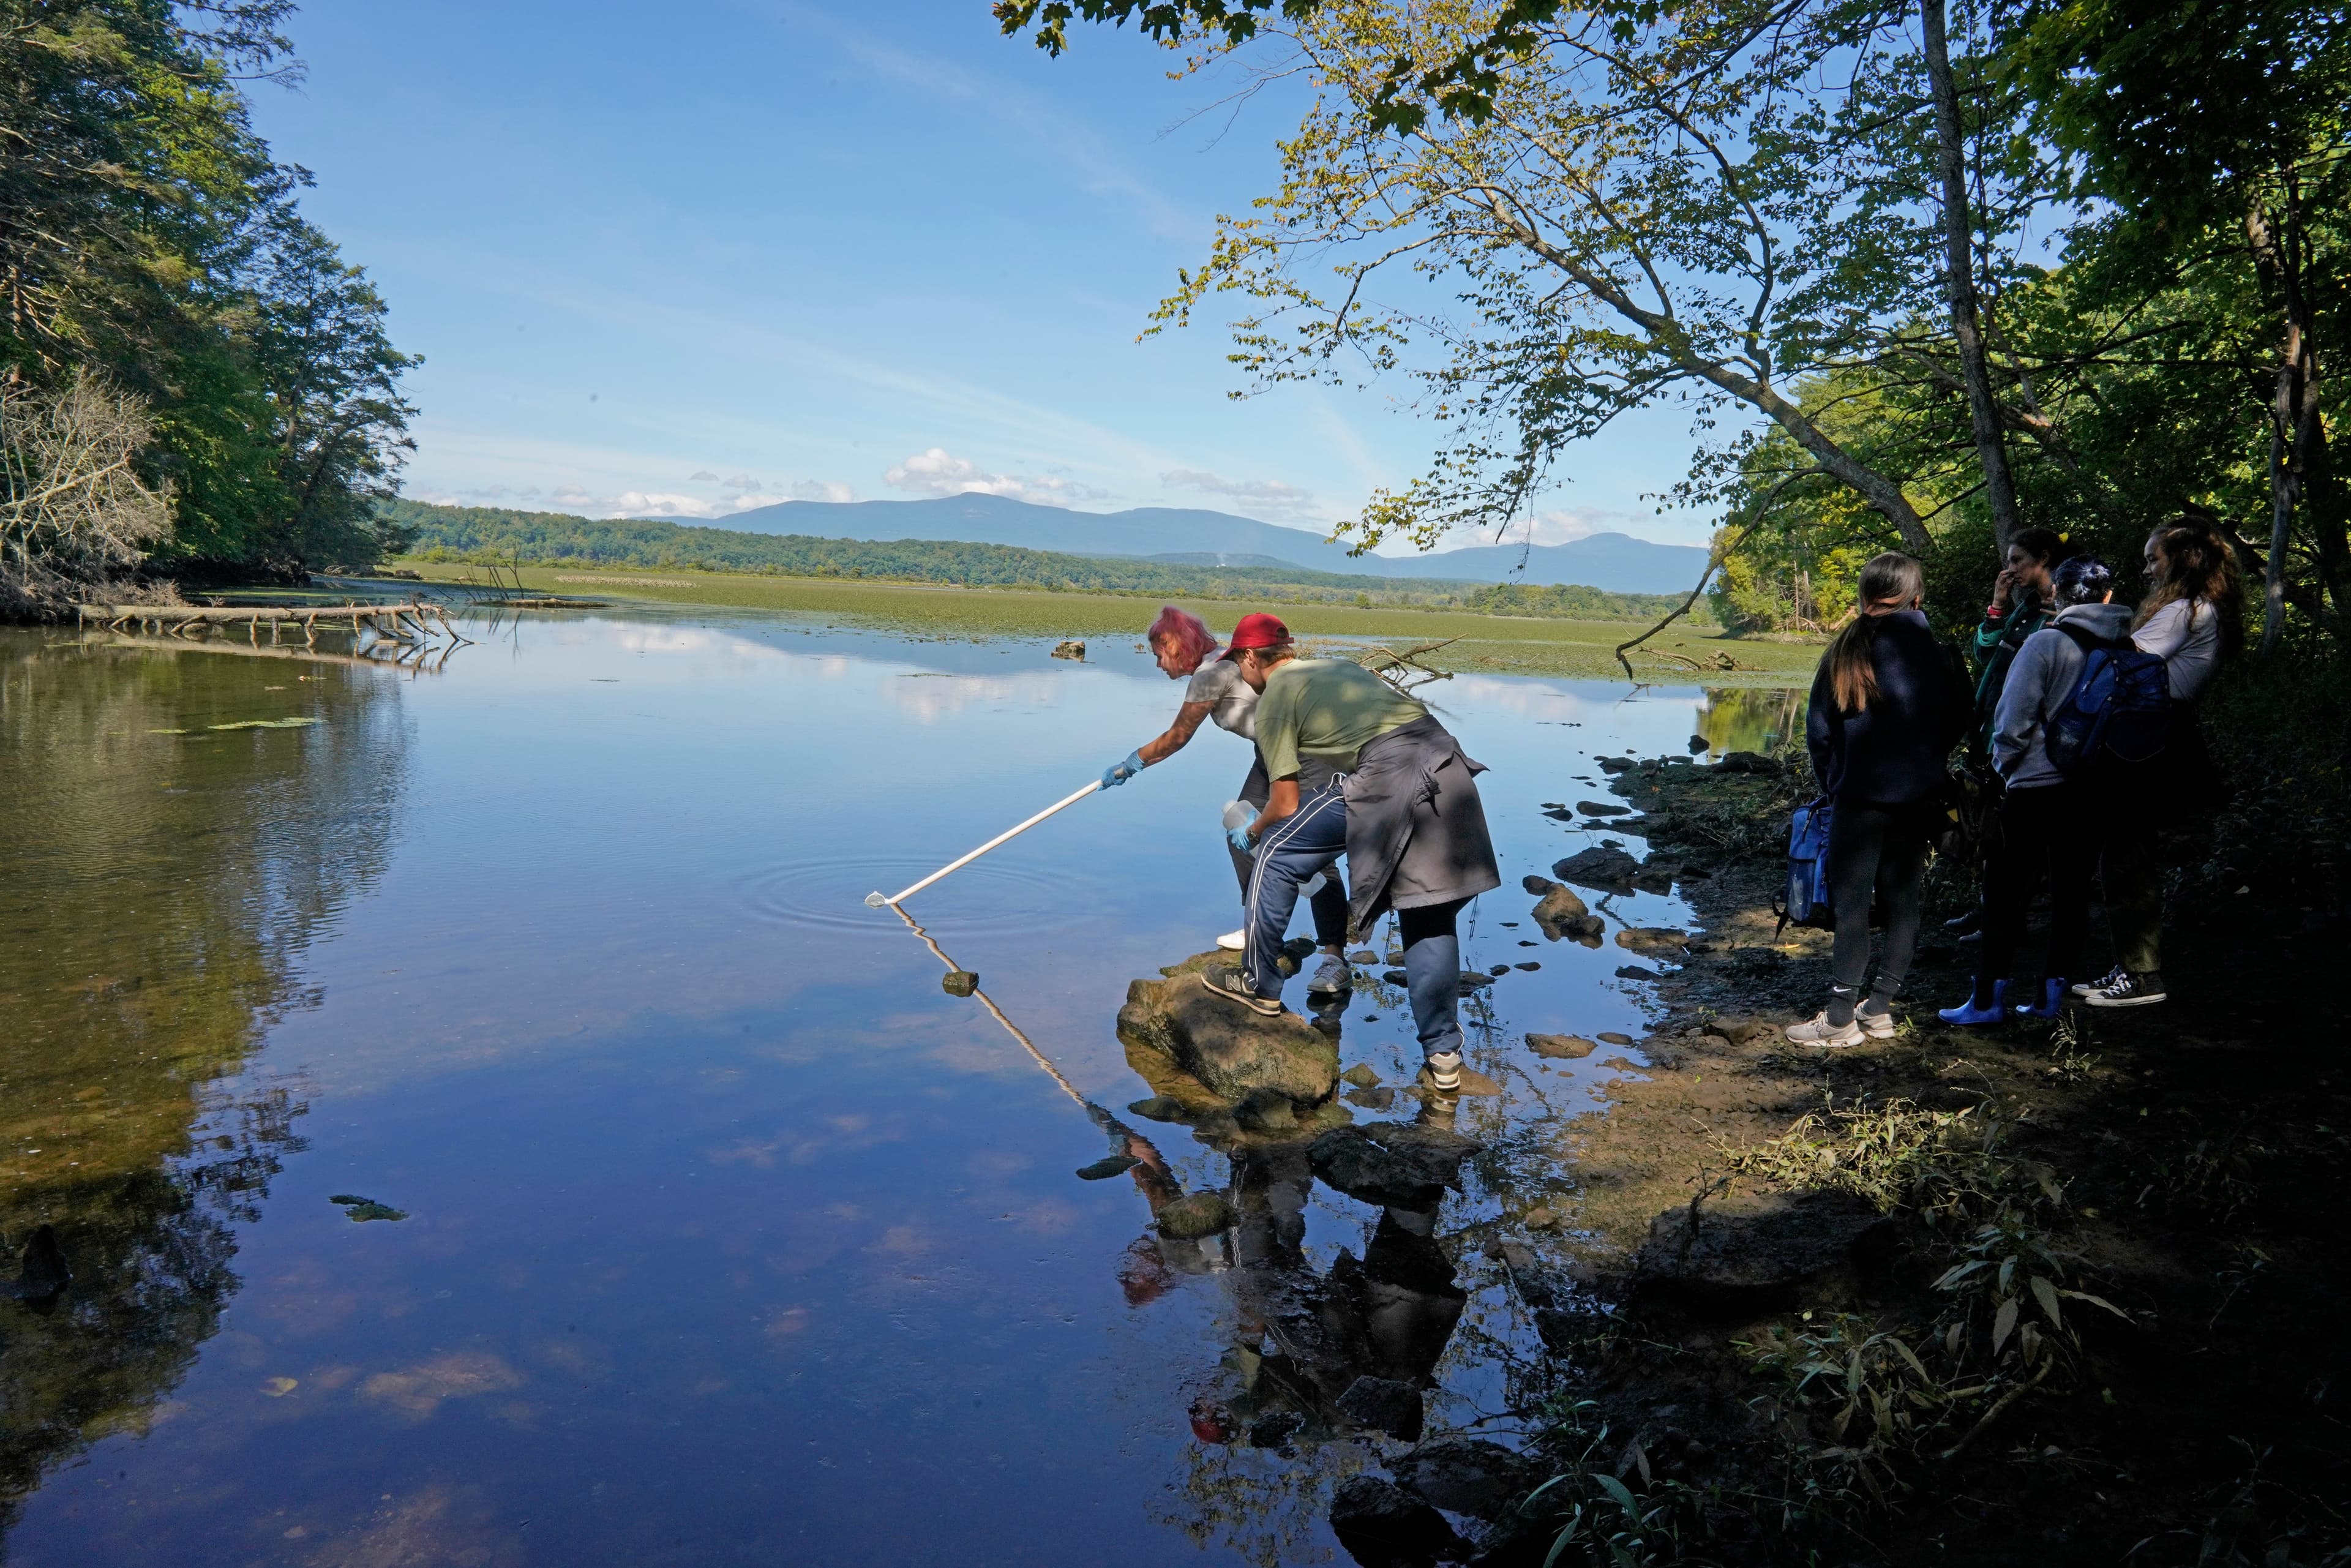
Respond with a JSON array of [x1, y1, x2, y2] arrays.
[[2082, 970, 2167, 1008], [2070, 965, 2126, 998], [1201, 964, 1284, 1017]]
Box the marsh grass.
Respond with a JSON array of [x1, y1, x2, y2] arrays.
[[390, 559, 1826, 681]]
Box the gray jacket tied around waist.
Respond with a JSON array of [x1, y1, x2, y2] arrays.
[[1340, 715, 1501, 931]]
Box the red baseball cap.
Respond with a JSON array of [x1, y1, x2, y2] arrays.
[[1221, 612, 1292, 658]]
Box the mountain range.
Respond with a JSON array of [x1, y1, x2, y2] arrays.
[[694, 494, 1710, 595]]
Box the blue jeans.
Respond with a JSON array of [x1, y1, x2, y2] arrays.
[[1243, 788, 1464, 1062]]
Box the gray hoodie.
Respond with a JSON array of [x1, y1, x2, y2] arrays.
[[1992, 602, 2135, 789]]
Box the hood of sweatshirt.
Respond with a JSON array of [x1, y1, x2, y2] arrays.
[[2050, 602, 2134, 640]]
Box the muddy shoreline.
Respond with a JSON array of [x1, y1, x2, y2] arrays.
[[1488, 753, 2350, 1565]]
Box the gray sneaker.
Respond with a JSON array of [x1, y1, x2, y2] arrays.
[[1305, 953, 1352, 1001], [1785, 1011, 1864, 1048], [1422, 1051, 1463, 1092], [1856, 1000, 1898, 1040], [1201, 964, 1283, 1017]]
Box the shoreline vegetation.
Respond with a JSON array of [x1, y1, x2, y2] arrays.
[[1445, 748, 2350, 1566], [381, 557, 1827, 683]]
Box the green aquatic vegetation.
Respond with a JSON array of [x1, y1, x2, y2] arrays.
[[207, 717, 323, 731], [327, 1194, 407, 1222]]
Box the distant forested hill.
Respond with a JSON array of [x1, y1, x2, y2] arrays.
[[381, 500, 1700, 621]]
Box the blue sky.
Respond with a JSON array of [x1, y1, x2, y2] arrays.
[[247, 0, 1715, 551]]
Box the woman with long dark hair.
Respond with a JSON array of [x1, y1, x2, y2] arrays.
[[2075, 511, 2244, 1009], [1791, 553, 1972, 1046], [1939, 556, 2126, 1026]]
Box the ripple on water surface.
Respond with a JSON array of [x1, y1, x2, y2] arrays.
[[735, 853, 1104, 935]]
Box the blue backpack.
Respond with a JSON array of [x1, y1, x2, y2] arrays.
[[2044, 625, 2171, 777], [1775, 797, 1835, 935]]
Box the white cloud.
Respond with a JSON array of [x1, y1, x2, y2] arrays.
[[883, 446, 1108, 506], [422, 476, 847, 521], [1159, 467, 1319, 520], [789, 479, 854, 503], [722, 473, 761, 490], [551, 485, 591, 502], [689, 469, 720, 482]]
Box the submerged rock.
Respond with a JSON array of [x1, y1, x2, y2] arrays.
[[1335, 1376, 1425, 1442], [1531, 884, 1604, 942], [1309, 1122, 1483, 1206], [1551, 846, 1641, 893], [1329, 1475, 1463, 1567], [1157, 1192, 1238, 1240], [1340, 1063, 1382, 1088], [1616, 927, 1689, 957], [328, 1195, 407, 1223], [1075, 1154, 1139, 1181], [1344, 1086, 1398, 1111], [1525, 1033, 1597, 1060], [1116, 953, 1340, 1103]]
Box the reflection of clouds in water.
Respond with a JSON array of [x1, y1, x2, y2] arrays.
[[1442, 674, 1694, 724], [359, 1351, 526, 1420], [886, 670, 1065, 724]]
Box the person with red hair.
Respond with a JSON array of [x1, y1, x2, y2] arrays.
[[1098, 607, 1351, 996]]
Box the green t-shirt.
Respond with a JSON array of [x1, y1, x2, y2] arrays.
[[1254, 658, 1427, 782]]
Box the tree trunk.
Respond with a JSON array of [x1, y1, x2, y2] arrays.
[[2247, 189, 2323, 653], [1920, 0, 2023, 556]]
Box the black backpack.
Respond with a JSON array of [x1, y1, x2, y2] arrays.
[[2044, 625, 2171, 777]]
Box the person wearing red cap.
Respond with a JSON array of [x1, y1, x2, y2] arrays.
[[1196, 615, 1501, 1094], [1098, 607, 1352, 997]]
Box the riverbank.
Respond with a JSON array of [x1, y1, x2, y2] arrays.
[[383, 560, 1823, 683], [1472, 753, 2349, 1565]]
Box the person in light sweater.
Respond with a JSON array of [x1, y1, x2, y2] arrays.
[[2073, 511, 2244, 1010]]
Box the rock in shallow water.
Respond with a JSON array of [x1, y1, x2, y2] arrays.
[[1393, 1437, 1539, 1519], [1526, 1032, 1597, 1059], [1127, 1096, 1187, 1122], [1340, 1063, 1381, 1088], [1551, 846, 1642, 892], [1156, 1192, 1237, 1240], [941, 970, 980, 996], [1116, 954, 1339, 1102], [1329, 1475, 1463, 1567], [1309, 1121, 1483, 1206], [1075, 1155, 1139, 1181], [1335, 1376, 1425, 1441]]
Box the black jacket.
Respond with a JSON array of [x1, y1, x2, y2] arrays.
[[1806, 610, 1971, 807]]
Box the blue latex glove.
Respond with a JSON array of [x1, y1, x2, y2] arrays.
[[1100, 751, 1146, 789], [1227, 822, 1256, 855]]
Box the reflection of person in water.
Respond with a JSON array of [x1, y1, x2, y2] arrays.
[[1125, 1108, 1469, 1452], [1097, 606, 1352, 998]]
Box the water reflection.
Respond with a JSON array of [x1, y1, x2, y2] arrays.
[[0, 631, 407, 1534], [1693, 685, 1807, 756]]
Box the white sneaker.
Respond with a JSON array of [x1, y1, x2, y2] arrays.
[[1785, 1011, 1864, 1048], [1422, 1052, 1463, 1092], [1856, 1001, 1897, 1040], [1305, 954, 1352, 1000], [1217, 929, 1247, 952]]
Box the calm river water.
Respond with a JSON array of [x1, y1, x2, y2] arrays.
[[0, 610, 1797, 1567]]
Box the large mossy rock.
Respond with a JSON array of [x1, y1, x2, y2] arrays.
[[1116, 951, 1339, 1103]]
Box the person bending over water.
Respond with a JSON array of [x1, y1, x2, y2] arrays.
[[1790, 552, 1971, 1048], [1198, 615, 1500, 1095], [1098, 606, 1353, 1000]]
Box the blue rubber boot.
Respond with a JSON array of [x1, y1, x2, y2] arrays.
[[1937, 979, 2014, 1027], [2013, 978, 2065, 1019]]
